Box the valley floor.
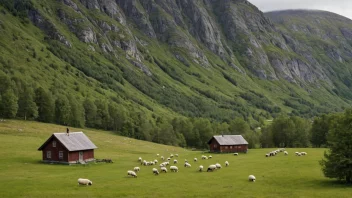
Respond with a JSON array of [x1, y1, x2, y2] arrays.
[[0, 120, 351, 198]]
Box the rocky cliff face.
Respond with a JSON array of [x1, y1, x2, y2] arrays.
[[32, 0, 350, 85]]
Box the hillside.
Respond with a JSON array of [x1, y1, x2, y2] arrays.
[[0, 120, 348, 198], [1, 1, 352, 145]]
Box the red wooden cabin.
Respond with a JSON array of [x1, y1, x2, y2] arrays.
[[38, 132, 97, 164], [208, 135, 248, 153]]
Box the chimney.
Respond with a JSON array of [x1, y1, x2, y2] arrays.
[[66, 128, 70, 136]]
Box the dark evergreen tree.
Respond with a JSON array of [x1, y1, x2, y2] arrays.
[[18, 86, 38, 120], [320, 110, 352, 183], [68, 96, 85, 127], [0, 89, 18, 118], [55, 95, 71, 125], [35, 87, 54, 123], [83, 98, 97, 128]]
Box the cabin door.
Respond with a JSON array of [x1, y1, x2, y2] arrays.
[[79, 151, 83, 161]]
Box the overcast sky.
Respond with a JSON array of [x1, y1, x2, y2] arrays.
[[248, 0, 352, 20]]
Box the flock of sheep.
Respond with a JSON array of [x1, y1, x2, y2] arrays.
[[78, 149, 310, 186], [125, 153, 255, 182], [265, 148, 308, 157]]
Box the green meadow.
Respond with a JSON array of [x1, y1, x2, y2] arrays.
[[0, 120, 351, 198]]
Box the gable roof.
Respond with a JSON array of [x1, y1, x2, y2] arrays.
[[208, 135, 248, 145], [38, 132, 98, 151]]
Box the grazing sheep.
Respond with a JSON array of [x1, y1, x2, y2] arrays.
[[175, 154, 179, 157], [138, 157, 142, 162], [143, 161, 148, 166], [207, 164, 217, 172], [134, 167, 140, 172], [154, 159, 158, 164], [199, 165, 203, 172], [170, 166, 178, 172], [78, 178, 92, 185], [170, 154, 174, 158], [215, 163, 222, 169], [173, 159, 178, 164], [165, 161, 170, 166], [127, 170, 137, 178], [284, 151, 288, 155], [167, 158, 171, 161], [225, 161, 229, 167], [296, 152, 301, 156], [248, 175, 256, 182], [141, 160, 146, 165], [153, 168, 159, 175], [184, 162, 191, 168], [161, 167, 167, 173], [233, 153, 238, 156], [209, 155, 212, 159], [194, 158, 197, 162], [295, 152, 299, 155], [161, 156, 164, 161], [265, 154, 270, 157], [201, 155, 208, 160], [301, 152, 307, 155]]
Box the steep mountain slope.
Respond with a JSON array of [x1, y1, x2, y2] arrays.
[[0, 0, 351, 128]]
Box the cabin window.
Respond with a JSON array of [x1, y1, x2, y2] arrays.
[[47, 151, 51, 159], [238, 146, 241, 149], [59, 151, 63, 159], [225, 146, 228, 149], [230, 146, 232, 149], [52, 141, 56, 147]]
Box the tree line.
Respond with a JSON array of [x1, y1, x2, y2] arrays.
[[0, 70, 343, 150]]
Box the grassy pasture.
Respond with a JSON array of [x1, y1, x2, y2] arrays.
[[0, 120, 351, 198]]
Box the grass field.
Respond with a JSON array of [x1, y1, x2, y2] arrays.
[[0, 120, 351, 198]]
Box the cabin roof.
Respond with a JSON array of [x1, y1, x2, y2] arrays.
[[208, 135, 248, 145], [38, 132, 97, 151]]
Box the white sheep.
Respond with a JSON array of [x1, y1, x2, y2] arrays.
[[199, 165, 203, 172], [175, 154, 179, 157], [78, 178, 92, 185], [301, 152, 307, 155], [225, 161, 229, 167], [284, 151, 288, 155], [161, 167, 167, 173], [157, 154, 159, 157], [201, 155, 208, 160], [153, 168, 159, 175], [233, 153, 238, 156], [265, 153, 270, 157], [134, 167, 140, 172], [248, 175, 256, 182], [170, 166, 178, 172], [207, 164, 217, 172], [138, 157, 142, 162], [170, 154, 174, 158], [194, 158, 197, 162], [161, 156, 164, 161], [127, 170, 137, 178], [296, 152, 302, 156], [184, 162, 191, 168], [167, 157, 171, 161], [173, 159, 178, 164], [215, 163, 222, 169], [143, 161, 148, 166], [209, 155, 212, 159]]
